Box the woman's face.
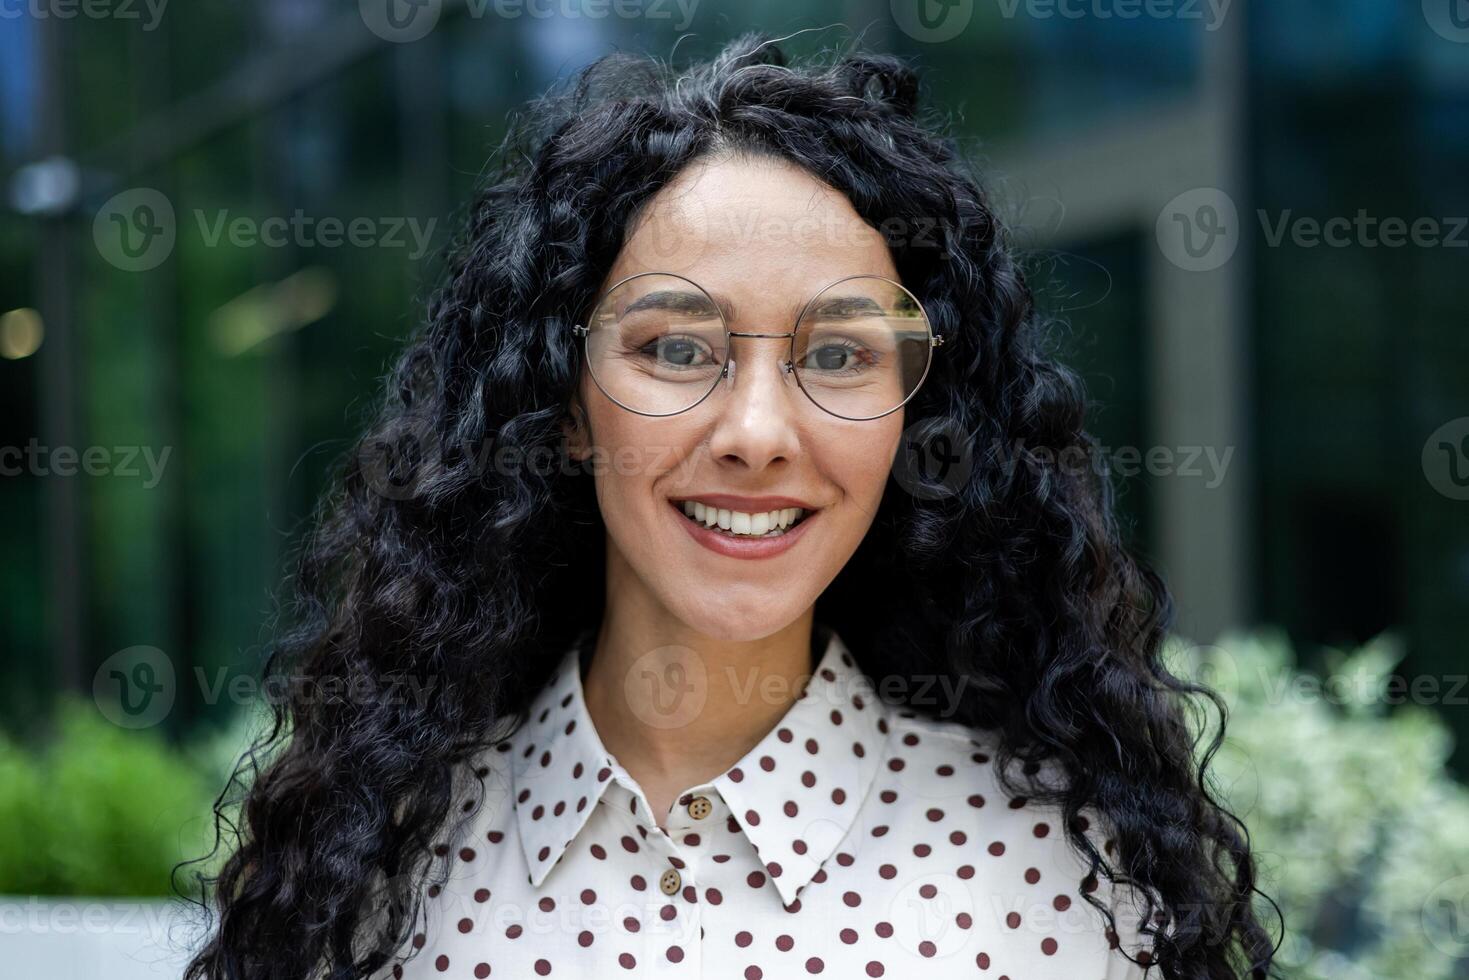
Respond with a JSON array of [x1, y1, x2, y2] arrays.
[[567, 153, 905, 642]]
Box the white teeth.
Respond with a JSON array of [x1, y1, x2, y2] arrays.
[[678, 501, 809, 538]]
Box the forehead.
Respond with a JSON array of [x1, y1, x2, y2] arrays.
[[604, 153, 900, 323]]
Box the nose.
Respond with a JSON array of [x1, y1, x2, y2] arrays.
[[705, 334, 804, 470]]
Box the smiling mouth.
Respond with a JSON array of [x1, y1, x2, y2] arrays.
[[673, 500, 813, 539]]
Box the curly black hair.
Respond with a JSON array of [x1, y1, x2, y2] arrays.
[[181, 32, 1279, 980]]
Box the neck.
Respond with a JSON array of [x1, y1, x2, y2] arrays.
[[581, 600, 819, 829]]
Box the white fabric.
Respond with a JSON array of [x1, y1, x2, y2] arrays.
[[381, 625, 1153, 978]]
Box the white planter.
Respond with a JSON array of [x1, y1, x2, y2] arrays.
[[1, 896, 203, 980]]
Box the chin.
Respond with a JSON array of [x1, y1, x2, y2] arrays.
[[659, 592, 806, 644]]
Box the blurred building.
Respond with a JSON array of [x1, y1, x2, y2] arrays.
[[1, 0, 1466, 763]]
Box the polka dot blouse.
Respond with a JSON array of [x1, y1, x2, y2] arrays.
[[380, 625, 1156, 979]]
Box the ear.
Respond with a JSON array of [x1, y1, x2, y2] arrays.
[[561, 395, 591, 462]]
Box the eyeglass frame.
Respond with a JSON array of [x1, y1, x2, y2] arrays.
[[571, 271, 945, 421]]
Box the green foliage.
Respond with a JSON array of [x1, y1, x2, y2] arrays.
[[0, 699, 216, 896], [1166, 629, 1469, 980], [0, 735, 49, 894]]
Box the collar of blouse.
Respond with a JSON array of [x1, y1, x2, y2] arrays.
[[502, 623, 893, 908]]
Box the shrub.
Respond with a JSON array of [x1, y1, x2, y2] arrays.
[[0, 699, 213, 896], [1167, 629, 1469, 980]]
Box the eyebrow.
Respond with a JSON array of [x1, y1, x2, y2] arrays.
[[803, 295, 888, 318], [621, 289, 888, 323], [622, 290, 731, 319]]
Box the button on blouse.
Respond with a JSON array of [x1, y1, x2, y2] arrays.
[[380, 625, 1155, 978]]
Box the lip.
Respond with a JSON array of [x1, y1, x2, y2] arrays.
[[668, 493, 818, 511], [669, 499, 819, 560]]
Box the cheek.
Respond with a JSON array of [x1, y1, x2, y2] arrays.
[[828, 421, 901, 509], [585, 405, 694, 525]]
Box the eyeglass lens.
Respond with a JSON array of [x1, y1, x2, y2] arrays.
[[581, 273, 933, 420]]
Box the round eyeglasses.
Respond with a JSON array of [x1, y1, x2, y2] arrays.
[[571, 272, 944, 421]]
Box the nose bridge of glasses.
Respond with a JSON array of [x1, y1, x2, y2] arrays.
[[721, 329, 797, 384]]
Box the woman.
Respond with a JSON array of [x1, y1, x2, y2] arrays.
[[184, 33, 1277, 980]]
